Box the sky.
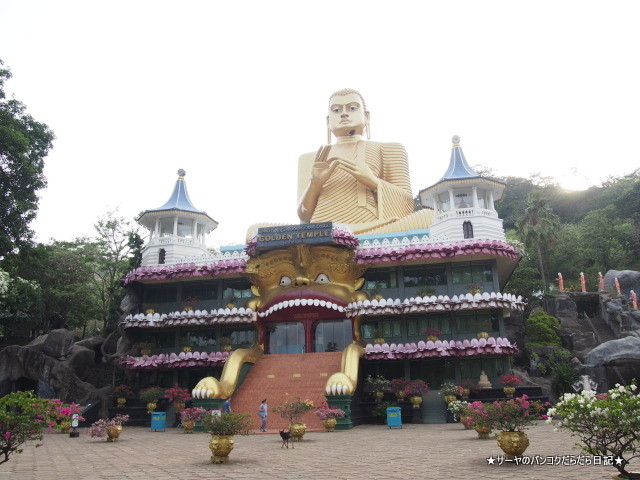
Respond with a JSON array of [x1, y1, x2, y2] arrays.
[[1, 1, 639, 248]]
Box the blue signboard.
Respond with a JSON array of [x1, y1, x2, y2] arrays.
[[256, 222, 334, 249]]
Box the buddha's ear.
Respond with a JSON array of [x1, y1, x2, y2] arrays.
[[251, 285, 260, 296], [355, 278, 365, 290]]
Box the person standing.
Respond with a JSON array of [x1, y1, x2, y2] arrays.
[[222, 398, 232, 414], [258, 398, 268, 432]]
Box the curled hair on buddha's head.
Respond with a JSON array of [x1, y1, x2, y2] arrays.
[[329, 88, 367, 111]]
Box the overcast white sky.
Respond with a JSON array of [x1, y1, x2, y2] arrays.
[[1, 1, 638, 247]]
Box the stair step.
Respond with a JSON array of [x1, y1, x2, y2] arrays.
[[230, 352, 342, 432]]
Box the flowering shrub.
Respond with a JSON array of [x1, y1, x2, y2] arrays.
[[180, 407, 206, 423], [139, 386, 163, 403], [459, 378, 479, 392], [500, 374, 522, 388], [487, 395, 548, 432], [447, 400, 470, 421], [164, 384, 191, 403], [465, 401, 492, 431], [364, 375, 391, 392], [111, 384, 133, 399], [88, 414, 129, 438], [315, 403, 345, 420], [52, 402, 85, 426], [273, 395, 314, 423], [547, 382, 640, 478], [0, 391, 56, 465], [405, 380, 429, 395], [201, 411, 253, 436], [390, 378, 409, 393], [440, 382, 460, 396]]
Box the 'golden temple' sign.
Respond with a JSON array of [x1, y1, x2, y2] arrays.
[[256, 222, 334, 249]]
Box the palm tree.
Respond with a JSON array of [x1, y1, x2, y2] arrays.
[[517, 191, 561, 292]]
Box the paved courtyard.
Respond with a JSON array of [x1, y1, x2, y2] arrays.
[[5, 422, 633, 480]]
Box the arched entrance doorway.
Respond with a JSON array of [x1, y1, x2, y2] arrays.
[[264, 316, 353, 354]]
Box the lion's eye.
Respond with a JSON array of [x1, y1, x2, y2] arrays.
[[279, 276, 292, 287], [315, 273, 330, 284]]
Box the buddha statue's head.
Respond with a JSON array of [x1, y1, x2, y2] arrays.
[[327, 88, 370, 140]]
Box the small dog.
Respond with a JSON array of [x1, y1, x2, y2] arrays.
[[279, 429, 293, 449]]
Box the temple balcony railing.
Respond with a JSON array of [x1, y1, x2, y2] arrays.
[[435, 207, 497, 222], [147, 235, 206, 248]]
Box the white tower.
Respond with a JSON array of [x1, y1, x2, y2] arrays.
[[137, 169, 218, 266], [418, 136, 506, 242]]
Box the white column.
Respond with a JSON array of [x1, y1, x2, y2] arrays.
[[432, 197, 438, 212], [488, 192, 495, 210], [448, 189, 455, 210], [192, 219, 198, 240], [154, 218, 159, 239], [173, 216, 178, 236], [472, 187, 478, 208]]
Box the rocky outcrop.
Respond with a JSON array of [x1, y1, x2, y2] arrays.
[[584, 336, 640, 366], [0, 329, 112, 409]]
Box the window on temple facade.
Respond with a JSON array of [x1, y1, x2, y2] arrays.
[[463, 221, 474, 239]]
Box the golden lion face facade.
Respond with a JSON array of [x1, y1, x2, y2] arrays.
[[246, 243, 369, 352]]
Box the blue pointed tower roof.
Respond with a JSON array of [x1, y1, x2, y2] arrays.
[[419, 136, 505, 199], [441, 135, 480, 180], [137, 169, 218, 232]]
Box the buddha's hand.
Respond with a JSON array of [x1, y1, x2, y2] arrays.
[[192, 377, 221, 399], [310, 145, 338, 186], [329, 156, 379, 191]]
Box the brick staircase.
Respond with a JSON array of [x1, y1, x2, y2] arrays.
[[230, 352, 342, 432]]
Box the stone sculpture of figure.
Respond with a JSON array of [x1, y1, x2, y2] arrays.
[[598, 272, 605, 292], [580, 272, 586, 292], [615, 277, 622, 296], [477, 370, 491, 389], [631, 290, 638, 310], [557, 273, 564, 292], [297, 88, 432, 235], [572, 375, 597, 392]]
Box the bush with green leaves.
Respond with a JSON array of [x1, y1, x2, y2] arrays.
[[525, 311, 562, 346], [1, 391, 56, 465], [548, 382, 640, 478]]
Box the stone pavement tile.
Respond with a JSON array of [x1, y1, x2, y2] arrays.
[[4, 422, 637, 480]]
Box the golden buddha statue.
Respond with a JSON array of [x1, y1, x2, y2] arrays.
[[297, 88, 432, 234]]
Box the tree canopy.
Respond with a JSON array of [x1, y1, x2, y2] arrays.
[[0, 59, 55, 258]]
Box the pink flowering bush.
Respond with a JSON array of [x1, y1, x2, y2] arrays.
[[180, 407, 206, 423], [111, 384, 133, 399], [404, 380, 429, 396], [0, 391, 57, 465], [487, 395, 548, 432], [390, 378, 409, 393], [500, 374, 521, 388], [465, 401, 492, 432], [165, 384, 191, 404], [88, 414, 130, 439], [315, 403, 345, 420]]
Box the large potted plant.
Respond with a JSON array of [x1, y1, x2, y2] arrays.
[[500, 373, 522, 397], [201, 412, 253, 463], [314, 403, 345, 432], [390, 378, 409, 401], [447, 400, 471, 429], [111, 384, 133, 407], [466, 401, 492, 439], [364, 375, 391, 402], [164, 384, 190, 413], [404, 380, 429, 409], [179, 407, 206, 433], [548, 382, 640, 479], [487, 395, 548, 459], [440, 382, 460, 404], [273, 396, 314, 440], [139, 386, 163, 413], [88, 414, 130, 442]]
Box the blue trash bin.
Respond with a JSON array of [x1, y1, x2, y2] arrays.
[[386, 407, 402, 429], [151, 412, 166, 431]]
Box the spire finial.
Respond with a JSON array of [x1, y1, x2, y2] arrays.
[[452, 135, 460, 146], [178, 169, 186, 178]]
